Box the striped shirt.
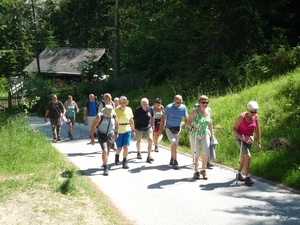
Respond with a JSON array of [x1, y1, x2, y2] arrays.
[[164, 103, 188, 128]]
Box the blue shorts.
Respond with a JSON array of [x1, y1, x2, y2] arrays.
[[116, 131, 132, 148]]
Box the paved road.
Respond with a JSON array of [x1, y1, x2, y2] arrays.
[[29, 116, 300, 225]]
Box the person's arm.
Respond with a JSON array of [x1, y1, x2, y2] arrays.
[[129, 117, 136, 137], [90, 115, 100, 145], [84, 107, 87, 120], [232, 115, 243, 141], [255, 116, 261, 151], [114, 116, 119, 139], [159, 115, 166, 135], [74, 101, 79, 113], [186, 109, 196, 129], [44, 109, 49, 122]]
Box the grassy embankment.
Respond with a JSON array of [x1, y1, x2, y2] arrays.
[[125, 68, 300, 190]]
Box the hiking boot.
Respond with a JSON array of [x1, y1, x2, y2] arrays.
[[193, 171, 200, 179], [169, 158, 174, 166], [146, 155, 154, 163], [103, 165, 109, 176], [69, 133, 73, 139], [173, 160, 179, 170], [237, 173, 245, 181], [137, 152, 142, 159], [200, 170, 208, 179], [123, 162, 129, 169], [245, 177, 254, 186], [115, 154, 120, 165], [206, 162, 214, 168], [154, 146, 159, 152]]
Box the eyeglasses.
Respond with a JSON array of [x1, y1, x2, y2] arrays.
[[200, 102, 209, 105], [250, 111, 257, 114]]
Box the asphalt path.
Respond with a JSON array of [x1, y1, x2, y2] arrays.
[[29, 116, 300, 225]]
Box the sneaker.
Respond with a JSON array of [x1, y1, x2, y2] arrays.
[[53, 138, 57, 143], [173, 160, 179, 170], [169, 158, 174, 166], [200, 170, 208, 179], [146, 155, 154, 163], [115, 154, 120, 165], [154, 146, 159, 152], [103, 165, 109, 176], [245, 177, 254, 186], [237, 173, 245, 181], [193, 171, 200, 179], [123, 162, 129, 169], [137, 152, 142, 159], [69, 133, 73, 140]]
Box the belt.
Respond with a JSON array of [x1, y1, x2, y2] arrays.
[[119, 123, 130, 125]]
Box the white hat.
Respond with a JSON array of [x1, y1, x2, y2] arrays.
[[102, 104, 113, 115], [247, 101, 259, 110]]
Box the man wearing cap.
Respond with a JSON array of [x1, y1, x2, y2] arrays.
[[133, 98, 155, 163], [233, 100, 261, 186], [158, 95, 188, 169], [90, 105, 119, 176]]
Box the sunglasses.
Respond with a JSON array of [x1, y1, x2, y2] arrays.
[[249, 111, 257, 114], [200, 102, 209, 105]]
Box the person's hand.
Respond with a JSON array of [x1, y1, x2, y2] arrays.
[[114, 132, 119, 140], [191, 126, 198, 131], [132, 130, 136, 138], [91, 137, 94, 145], [258, 143, 261, 152]]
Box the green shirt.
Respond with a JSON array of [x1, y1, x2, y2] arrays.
[[190, 108, 211, 136]]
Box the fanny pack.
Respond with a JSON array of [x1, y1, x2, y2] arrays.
[[169, 127, 180, 134]]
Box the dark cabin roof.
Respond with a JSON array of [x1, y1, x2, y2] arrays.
[[24, 47, 106, 75]]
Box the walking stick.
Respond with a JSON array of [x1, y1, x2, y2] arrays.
[[236, 141, 243, 185]]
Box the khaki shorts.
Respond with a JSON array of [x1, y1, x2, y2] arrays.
[[235, 136, 252, 155], [134, 127, 153, 141]]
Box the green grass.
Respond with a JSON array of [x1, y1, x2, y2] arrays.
[[0, 115, 133, 224], [125, 68, 300, 190]]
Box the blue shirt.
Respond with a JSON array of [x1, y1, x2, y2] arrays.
[[87, 101, 97, 116], [164, 103, 188, 128]]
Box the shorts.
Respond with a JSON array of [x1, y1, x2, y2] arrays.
[[165, 128, 181, 145], [66, 116, 75, 126], [134, 127, 153, 141], [153, 126, 160, 133], [116, 131, 132, 148], [98, 132, 115, 151], [189, 134, 210, 158], [235, 136, 252, 155]]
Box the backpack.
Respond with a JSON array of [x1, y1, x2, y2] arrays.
[[98, 114, 116, 127]]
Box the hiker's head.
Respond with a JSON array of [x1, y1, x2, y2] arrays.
[[102, 104, 113, 116]]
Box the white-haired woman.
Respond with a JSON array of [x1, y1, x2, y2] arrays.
[[232, 101, 261, 186]]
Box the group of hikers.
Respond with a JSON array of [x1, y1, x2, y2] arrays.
[[44, 93, 261, 186]]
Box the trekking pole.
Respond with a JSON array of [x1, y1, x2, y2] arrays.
[[193, 134, 197, 165], [236, 141, 243, 185]]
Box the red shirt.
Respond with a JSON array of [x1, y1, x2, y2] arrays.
[[237, 113, 257, 136]]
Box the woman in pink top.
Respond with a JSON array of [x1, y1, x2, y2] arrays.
[[232, 101, 261, 186]]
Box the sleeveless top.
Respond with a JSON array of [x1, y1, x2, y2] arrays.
[[153, 106, 163, 120], [65, 101, 75, 117], [190, 108, 211, 136], [237, 113, 257, 136]]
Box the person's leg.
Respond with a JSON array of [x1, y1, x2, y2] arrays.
[[122, 131, 132, 169], [146, 128, 154, 162], [57, 125, 61, 141], [244, 154, 251, 176], [50, 118, 57, 142], [199, 134, 209, 179], [190, 134, 200, 179], [115, 133, 124, 164]]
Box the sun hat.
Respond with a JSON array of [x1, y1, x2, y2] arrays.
[[119, 96, 129, 105], [102, 104, 113, 115], [247, 101, 259, 110]]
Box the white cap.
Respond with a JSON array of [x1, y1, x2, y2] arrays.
[[247, 101, 259, 110]]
